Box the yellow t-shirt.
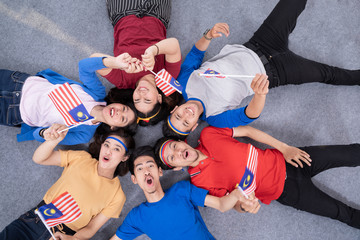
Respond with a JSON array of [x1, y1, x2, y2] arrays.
[[43, 150, 126, 232]]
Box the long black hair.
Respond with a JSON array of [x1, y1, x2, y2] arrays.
[[88, 123, 135, 177]]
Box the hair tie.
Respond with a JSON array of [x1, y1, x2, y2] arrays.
[[106, 136, 128, 152]]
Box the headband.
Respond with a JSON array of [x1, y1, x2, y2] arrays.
[[159, 139, 174, 168], [137, 104, 162, 124], [167, 116, 191, 136], [106, 136, 128, 152]]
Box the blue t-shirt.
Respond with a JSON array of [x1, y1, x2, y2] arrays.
[[116, 181, 215, 240]]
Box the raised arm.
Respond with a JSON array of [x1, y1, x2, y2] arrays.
[[204, 188, 243, 213], [89, 53, 143, 76], [233, 126, 312, 168], [141, 37, 182, 71], [32, 124, 68, 166], [195, 23, 230, 51], [244, 73, 269, 119]]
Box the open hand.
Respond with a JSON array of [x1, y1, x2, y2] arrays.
[[282, 145, 311, 168]]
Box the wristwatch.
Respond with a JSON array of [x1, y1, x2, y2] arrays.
[[203, 28, 212, 40]]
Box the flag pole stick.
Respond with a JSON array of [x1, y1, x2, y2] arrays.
[[199, 73, 255, 78], [57, 118, 94, 134], [235, 184, 249, 199], [148, 70, 182, 94], [35, 209, 56, 240]]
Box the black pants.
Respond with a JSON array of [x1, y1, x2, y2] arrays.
[[245, 0, 359, 88], [277, 144, 360, 229]]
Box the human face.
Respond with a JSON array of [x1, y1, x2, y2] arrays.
[[131, 156, 163, 195], [133, 76, 161, 115], [103, 103, 136, 127], [162, 140, 199, 168], [98, 135, 128, 171], [169, 102, 202, 133]]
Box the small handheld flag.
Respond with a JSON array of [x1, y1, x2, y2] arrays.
[[199, 68, 254, 78], [152, 69, 183, 96], [37, 192, 82, 227], [35, 209, 56, 240], [48, 82, 94, 126]]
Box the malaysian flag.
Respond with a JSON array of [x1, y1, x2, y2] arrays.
[[238, 145, 258, 195], [37, 192, 82, 227], [48, 82, 93, 126], [203, 68, 225, 78], [155, 69, 183, 96]]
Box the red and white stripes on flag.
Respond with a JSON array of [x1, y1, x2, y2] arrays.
[[154, 69, 177, 96], [48, 82, 83, 126], [45, 192, 82, 227], [243, 145, 258, 195]]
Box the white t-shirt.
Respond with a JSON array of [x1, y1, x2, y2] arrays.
[[20, 76, 105, 127]]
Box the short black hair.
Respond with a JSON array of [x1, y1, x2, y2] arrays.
[[88, 123, 135, 177], [129, 146, 158, 175], [162, 117, 187, 141], [153, 137, 175, 170]]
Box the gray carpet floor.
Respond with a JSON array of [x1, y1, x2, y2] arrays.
[[0, 0, 360, 239]]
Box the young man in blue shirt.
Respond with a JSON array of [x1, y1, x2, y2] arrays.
[[111, 146, 256, 240]]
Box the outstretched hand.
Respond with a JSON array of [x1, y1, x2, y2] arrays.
[[282, 145, 312, 168], [251, 73, 269, 95], [43, 123, 68, 142], [207, 23, 230, 39]]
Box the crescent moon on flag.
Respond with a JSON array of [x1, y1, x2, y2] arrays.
[[77, 111, 89, 121], [44, 208, 56, 216], [174, 80, 181, 86]]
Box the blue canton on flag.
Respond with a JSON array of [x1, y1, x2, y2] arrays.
[[238, 167, 254, 191], [203, 68, 225, 78], [38, 203, 63, 221]]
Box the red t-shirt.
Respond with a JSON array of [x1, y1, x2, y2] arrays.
[[104, 15, 181, 89], [188, 127, 286, 204]]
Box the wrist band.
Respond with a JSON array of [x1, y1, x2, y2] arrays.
[[39, 128, 47, 138], [153, 44, 159, 55]]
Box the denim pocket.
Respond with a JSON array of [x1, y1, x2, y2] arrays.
[[6, 104, 22, 125]]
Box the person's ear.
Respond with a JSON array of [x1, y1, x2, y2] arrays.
[[173, 167, 183, 171], [159, 167, 163, 177], [170, 105, 178, 114], [121, 155, 130, 162], [157, 94, 162, 104], [190, 123, 198, 132], [110, 126, 116, 130], [131, 175, 138, 184]]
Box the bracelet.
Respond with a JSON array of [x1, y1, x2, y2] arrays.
[[39, 128, 47, 138], [203, 28, 212, 41], [152, 44, 159, 56]]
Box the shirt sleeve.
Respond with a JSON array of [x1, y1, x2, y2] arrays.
[[187, 182, 209, 207], [165, 59, 182, 79], [78, 57, 107, 101], [177, 45, 205, 87], [205, 106, 257, 128], [116, 209, 143, 240], [207, 187, 229, 197], [101, 187, 126, 219]]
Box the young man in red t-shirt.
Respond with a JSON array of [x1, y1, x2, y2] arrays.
[[154, 126, 360, 229]]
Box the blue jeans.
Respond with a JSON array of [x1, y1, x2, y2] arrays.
[[0, 69, 30, 126], [0, 207, 51, 240]]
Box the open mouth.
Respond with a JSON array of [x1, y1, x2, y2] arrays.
[[103, 156, 110, 162], [145, 176, 153, 186], [183, 150, 189, 159], [110, 108, 114, 117]]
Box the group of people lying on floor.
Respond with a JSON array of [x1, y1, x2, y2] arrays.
[[1, 0, 360, 239]]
